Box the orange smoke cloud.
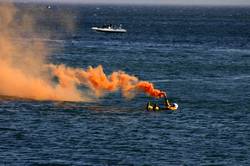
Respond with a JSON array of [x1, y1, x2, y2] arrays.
[[136, 81, 166, 98], [0, 2, 85, 101], [0, 2, 166, 102], [49, 64, 166, 99], [0, 61, 83, 101]]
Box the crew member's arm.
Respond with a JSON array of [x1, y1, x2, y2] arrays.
[[159, 92, 166, 98], [166, 99, 171, 107]]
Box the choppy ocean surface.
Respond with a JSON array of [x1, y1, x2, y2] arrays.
[[1, 4, 250, 165]]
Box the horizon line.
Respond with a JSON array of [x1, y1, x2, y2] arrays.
[[8, 0, 250, 7]]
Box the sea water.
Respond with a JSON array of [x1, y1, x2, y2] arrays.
[[0, 4, 249, 165]]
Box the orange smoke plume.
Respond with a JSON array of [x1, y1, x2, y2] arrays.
[[136, 81, 166, 98], [0, 2, 84, 101], [0, 2, 166, 102], [49, 64, 166, 99]]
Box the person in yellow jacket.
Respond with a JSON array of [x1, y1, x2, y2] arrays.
[[146, 93, 178, 111]]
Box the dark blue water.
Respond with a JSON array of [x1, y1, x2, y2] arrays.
[[1, 4, 250, 165]]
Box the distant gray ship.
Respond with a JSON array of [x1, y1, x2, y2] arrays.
[[92, 24, 127, 33]]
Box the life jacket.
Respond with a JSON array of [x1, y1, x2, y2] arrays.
[[147, 102, 160, 111], [167, 103, 178, 111]]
